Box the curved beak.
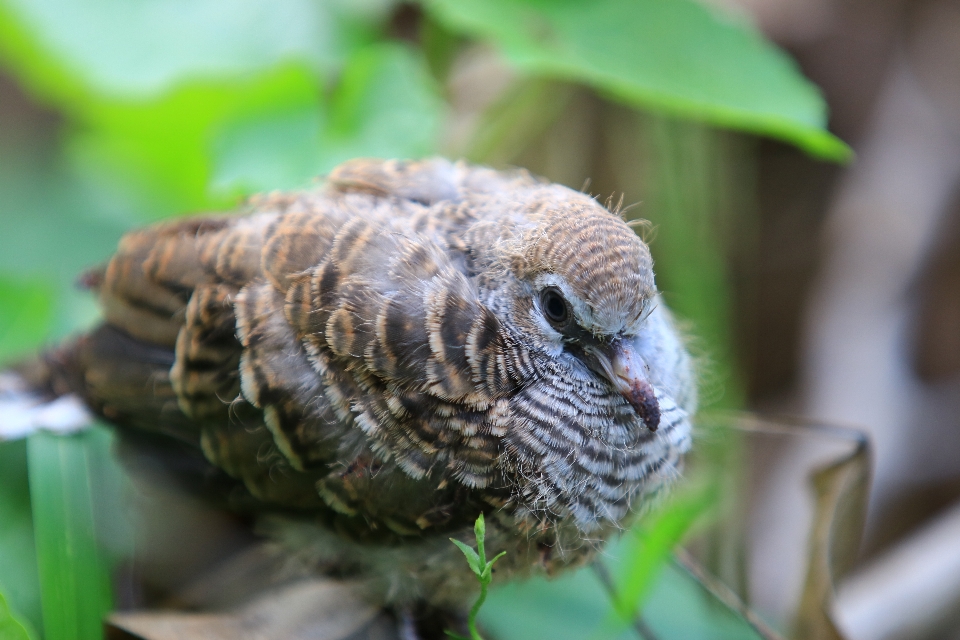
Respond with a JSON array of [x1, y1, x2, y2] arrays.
[[588, 338, 661, 432]]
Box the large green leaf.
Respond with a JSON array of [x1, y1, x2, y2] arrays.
[[423, 0, 850, 160], [0, 0, 383, 101], [641, 558, 773, 640]]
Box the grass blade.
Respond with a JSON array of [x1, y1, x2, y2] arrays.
[[28, 429, 113, 640], [0, 440, 43, 638], [611, 483, 717, 623]]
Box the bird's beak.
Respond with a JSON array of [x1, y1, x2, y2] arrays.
[[589, 338, 661, 432]]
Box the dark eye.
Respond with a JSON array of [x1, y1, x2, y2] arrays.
[[540, 287, 571, 328]]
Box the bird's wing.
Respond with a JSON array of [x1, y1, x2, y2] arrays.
[[40, 159, 526, 529], [272, 215, 512, 485], [50, 200, 339, 509], [247, 160, 526, 495]]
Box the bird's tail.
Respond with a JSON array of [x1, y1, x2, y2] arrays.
[[0, 342, 94, 441]]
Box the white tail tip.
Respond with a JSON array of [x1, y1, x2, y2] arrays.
[[0, 372, 93, 440]]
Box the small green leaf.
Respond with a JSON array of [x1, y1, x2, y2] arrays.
[[474, 513, 486, 541], [449, 513, 506, 640], [480, 551, 507, 582], [474, 513, 486, 564], [450, 538, 482, 576]]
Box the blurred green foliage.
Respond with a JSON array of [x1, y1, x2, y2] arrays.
[[0, 0, 846, 638], [0, 589, 35, 640], [0, 278, 53, 364], [481, 556, 772, 640]]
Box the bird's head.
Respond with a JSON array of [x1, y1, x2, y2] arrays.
[[485, 187, 667, 432]]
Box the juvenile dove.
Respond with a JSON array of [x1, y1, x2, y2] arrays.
[[13, 158, 695, 616]]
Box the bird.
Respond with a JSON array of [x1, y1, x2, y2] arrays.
[[7, 157, 695, 623]]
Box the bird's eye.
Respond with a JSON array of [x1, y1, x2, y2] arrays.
[[540, 287, 571, 328]]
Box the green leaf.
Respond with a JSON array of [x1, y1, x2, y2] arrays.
[[480, 551, 506, 582], [210, 104, 324, 196], [0, 589, 35, 640], [422, 0, 850, 161], [488, 550, 506, 567], [473, 513, 487, 565], [451, 539, 482, 576], [474, 512, 486, 541], [28, 428, 114, 640]]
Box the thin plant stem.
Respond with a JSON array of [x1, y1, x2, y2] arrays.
[[446, 514, 506, 640], [467, 582, 488, 640]]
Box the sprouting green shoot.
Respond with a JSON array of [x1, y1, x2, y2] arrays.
[[446, 513, 507, 640]]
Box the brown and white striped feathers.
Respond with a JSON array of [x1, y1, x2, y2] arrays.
[[59, 158, 694, 603]]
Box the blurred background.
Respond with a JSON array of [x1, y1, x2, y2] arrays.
[[1, 1, 959, 639]]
